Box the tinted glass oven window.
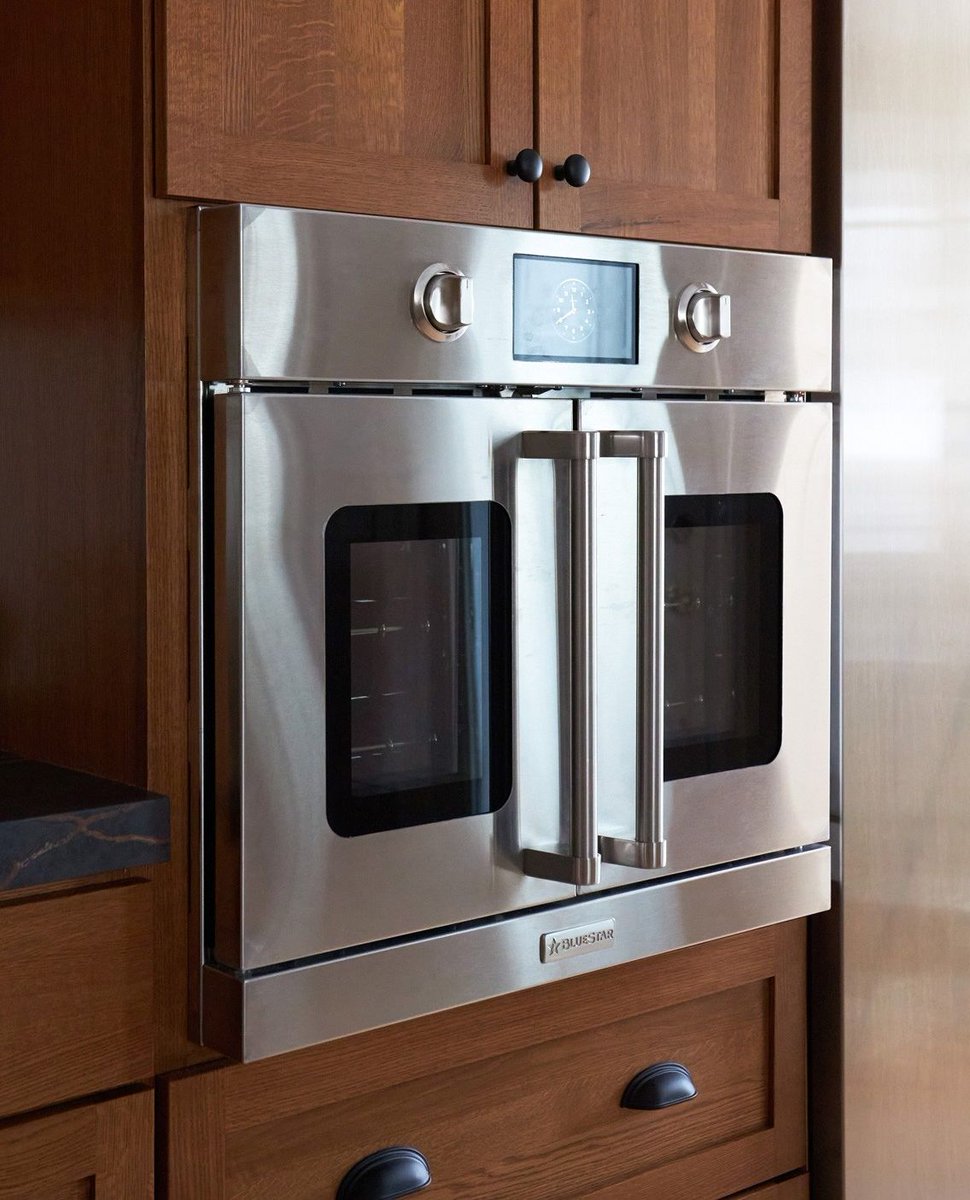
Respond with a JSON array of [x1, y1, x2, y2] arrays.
[[664, 493, 783, 781], [325, 501, 512, 836]]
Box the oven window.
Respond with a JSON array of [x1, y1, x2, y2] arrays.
[[325, 501, 512, 837], [664, 493, 782, 781]]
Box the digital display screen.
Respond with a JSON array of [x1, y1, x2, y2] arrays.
[[513, 254, 638, 364]]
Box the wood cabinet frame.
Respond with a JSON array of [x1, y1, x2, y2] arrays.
[[536, 0, 812, 250], [157, 0, 534, 227]]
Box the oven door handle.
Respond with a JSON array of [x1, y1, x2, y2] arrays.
[[598, 430, 668, 871], [520, 430, 601, 887]]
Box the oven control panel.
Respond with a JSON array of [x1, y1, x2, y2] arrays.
[[197, 204, 833, 393]]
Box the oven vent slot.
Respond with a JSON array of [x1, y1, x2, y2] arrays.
[[326, 385, 396, 395], [411, 387, 477, 397]]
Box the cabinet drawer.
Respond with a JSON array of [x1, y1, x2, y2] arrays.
[[0, 1089, 152, 1199], [164, 920, 805, 1199], [0, 879, 153, 1117]]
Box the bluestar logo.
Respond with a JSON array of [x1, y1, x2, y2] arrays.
[[540, 920, 616, 963]]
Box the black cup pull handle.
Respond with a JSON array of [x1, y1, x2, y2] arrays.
[[621, 1062, 697, 1111], [336, 1147, 431, 1200], [506, 147, 544, 183], [554, 153, 591, 188]]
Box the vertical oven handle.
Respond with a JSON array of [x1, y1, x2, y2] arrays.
[[598, 431, 668, 871], [520, 430, 601, 887]]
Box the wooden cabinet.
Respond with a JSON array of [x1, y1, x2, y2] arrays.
[[536, 0, 812, 250], [158, 0, 534, 228], [158, 0, 814, 250], [162, 920, 806, 1199], [0, 879, 153, 1119], [0, 1089, 152, 1199]]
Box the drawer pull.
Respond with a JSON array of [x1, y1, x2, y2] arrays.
[[336, 1146, 431, 1200], [621, 1062, 697, 1110]]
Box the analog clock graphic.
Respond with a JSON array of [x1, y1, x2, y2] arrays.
[[552, 278, 597, 343]]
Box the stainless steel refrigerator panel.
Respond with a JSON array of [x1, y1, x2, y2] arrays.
[[840, 4, 970, 1196], [217, 394, 577, 970], [580, 400, 832, 887], [198, 205, 833, 393], [204, 844, 831, 1062]]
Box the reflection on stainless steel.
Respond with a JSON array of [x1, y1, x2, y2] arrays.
[[836, 4, 970, 1199], [520, 430, 601, 888], [598, 430, 668, 871], [198, 205, 832, 392], [582, 400, 832, 890], [210, 394, 577, 970], [203, 845, 831, 1062]]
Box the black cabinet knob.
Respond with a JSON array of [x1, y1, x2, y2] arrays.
[[336, 1147, 431, 1200], [621, 1062, 697, 1110], [506, 147, 544, 183], [554, 153, 591, 188]]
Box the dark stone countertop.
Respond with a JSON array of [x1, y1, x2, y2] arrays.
[[0, 750, 170, 892]]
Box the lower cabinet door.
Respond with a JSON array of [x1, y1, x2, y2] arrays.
[[163, 921, 806, 1199], [0, 1090, 152, 1199]]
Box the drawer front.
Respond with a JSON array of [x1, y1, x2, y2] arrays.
[[164, 921, 806, 1200], [0, 879, 152, 1117], [0, 1089, 153, 1199]]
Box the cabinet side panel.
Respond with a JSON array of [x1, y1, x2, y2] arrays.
[[0, 0, 146, 782]]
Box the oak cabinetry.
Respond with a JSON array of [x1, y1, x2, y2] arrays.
[[0, 879, 153, 1120], [734, 1176, 810, 1199], [158, 0, 534, 228], [0, 1090, 153, 1200], [159, 0, 814, 250], [162, 921, 807, 1199], [536, 0, 813, 249]]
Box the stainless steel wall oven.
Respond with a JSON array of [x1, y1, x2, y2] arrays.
[[195, 206, 834, 1061]]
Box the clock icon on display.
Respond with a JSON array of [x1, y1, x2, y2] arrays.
[[552, 277, 597, 343]]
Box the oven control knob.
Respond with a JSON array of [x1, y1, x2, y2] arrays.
[[675, 283, 732, 353], [411, 263, 474, 342]]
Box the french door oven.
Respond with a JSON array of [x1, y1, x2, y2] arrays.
[[208, 391, 830, 971], [198, 204, 833, 1058]]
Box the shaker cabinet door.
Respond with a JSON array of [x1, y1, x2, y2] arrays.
[[535, 0, 813, 251], [0, 1091, 153, 1200], [158, 0, 534, 227]]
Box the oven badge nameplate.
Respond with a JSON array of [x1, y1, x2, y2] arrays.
[[540, 919, 616, 964]]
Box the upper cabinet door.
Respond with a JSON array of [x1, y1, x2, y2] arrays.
[[535, 0, 813, 251], [159, 0, 534, 227]]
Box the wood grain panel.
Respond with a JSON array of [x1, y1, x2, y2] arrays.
[[0, 1090, 152, 1200], [162, 921, 806, 1200], [715, 0, 778, 197], [537, 0, 812, 250], [0, 0, 146, 783], [159, 0, 532, 227], [0, 881, 153, 1118], [731, 1174, 810, 1199], [144, 0, 215, 1069]]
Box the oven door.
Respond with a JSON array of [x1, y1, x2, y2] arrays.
[[578, 399, 832, 889], [207, 392, 578, 971]]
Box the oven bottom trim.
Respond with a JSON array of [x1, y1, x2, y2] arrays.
[[202, 845, 830, 1062]]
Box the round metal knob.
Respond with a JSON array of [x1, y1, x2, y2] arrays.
[[506, 147, 544, 183], [554, 154, 591, 188], [411, 262, 474, 342], [675, 282, 732, 353]]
